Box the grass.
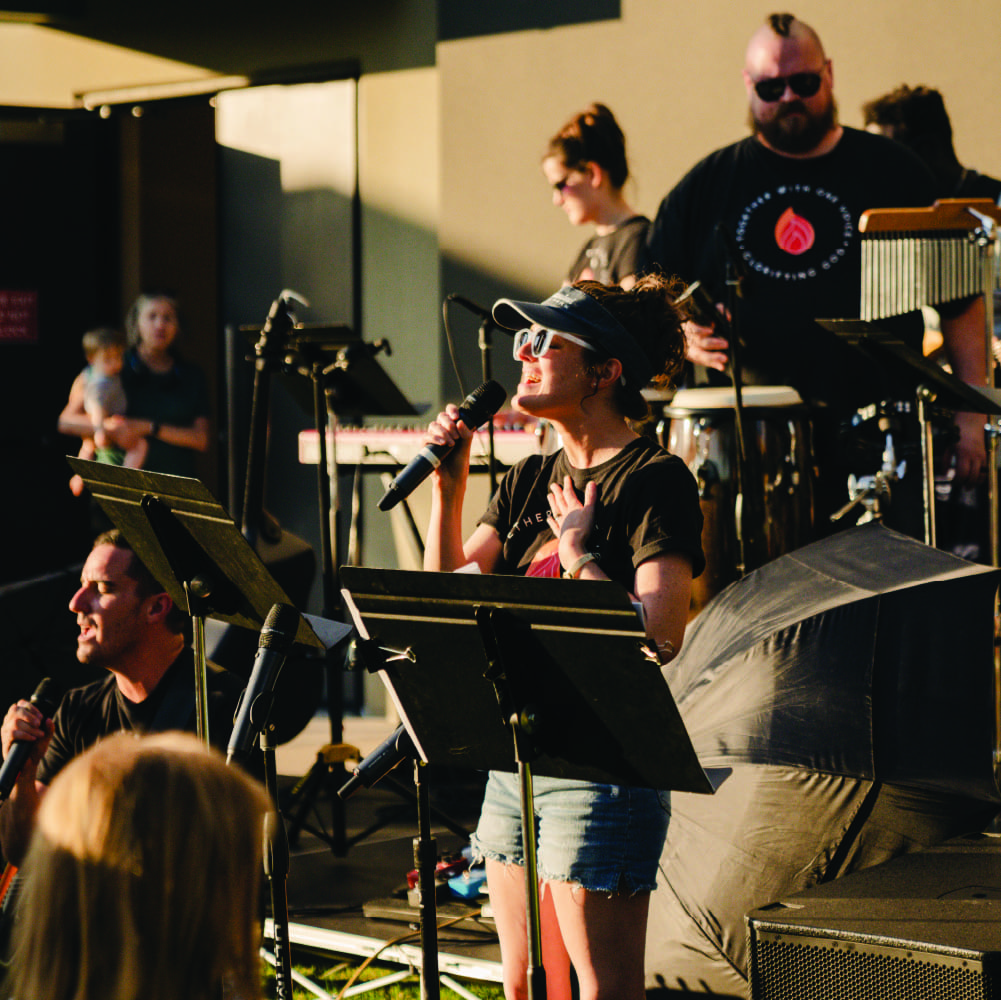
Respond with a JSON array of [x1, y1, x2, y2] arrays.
[[262, 953, 505, 999]]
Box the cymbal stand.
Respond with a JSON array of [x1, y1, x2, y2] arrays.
[[968, 208, 1001, 568]]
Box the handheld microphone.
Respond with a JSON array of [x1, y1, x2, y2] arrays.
[[377, 379, 507, 512], [227, 603, 300, 765], [337, 724, 416, 799], [447, 294, 493, 322], [0, 678, 58, 802]]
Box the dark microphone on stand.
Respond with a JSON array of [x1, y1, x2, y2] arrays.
[[227, 603, 300, 765], [338, 724, 417, 799], [0, 678, 58, 802], [447, 294, 493, 322], [715, 224, 747, 292], [675, 280, 725, 329], [377, 379, 507, 512]]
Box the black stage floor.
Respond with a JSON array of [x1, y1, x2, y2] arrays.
[[274, 764, 503, 991]]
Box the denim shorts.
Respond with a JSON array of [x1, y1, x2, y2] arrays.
[[469, 770, 669, 894]]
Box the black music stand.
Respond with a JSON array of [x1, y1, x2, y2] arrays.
[[64, 458, 347, 1000], [820, 320, 1001, 549], [340, 566, 711, 1000], [278, 324, 420, 855], [65, 459, 329, 670]]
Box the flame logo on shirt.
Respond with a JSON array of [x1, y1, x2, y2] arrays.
[[774, 206, 815, 255]]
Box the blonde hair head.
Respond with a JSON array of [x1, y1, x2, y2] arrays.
[[10, 731, 270, 1000]]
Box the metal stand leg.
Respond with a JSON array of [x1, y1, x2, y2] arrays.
[[917, 385, 937, 548], [987, 422, 1001, 781], [476, 605, 548, 1000], [183, 580, 211, 746], [414, 759, 441, 1000], [515, 744, 547, 1000], [261, 728, 294, 1000]]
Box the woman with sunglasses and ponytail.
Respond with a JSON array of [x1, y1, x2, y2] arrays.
[[543, 103, 648, 290], [423, 275, 705, 1000]]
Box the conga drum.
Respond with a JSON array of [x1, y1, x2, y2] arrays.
[[661, 386, 816, 616]]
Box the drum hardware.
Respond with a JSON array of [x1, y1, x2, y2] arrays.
[[858, 198, 1001, 558], [844, 199, 1001, 780], [834, 399, 916, 527], [830, 426, 907, 526], [695, 457, 721, 500]]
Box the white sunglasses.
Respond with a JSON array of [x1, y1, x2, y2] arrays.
[[512, 327, 593, 361]]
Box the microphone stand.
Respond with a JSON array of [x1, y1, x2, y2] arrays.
[[261, 726, 294, 1000], [448, 295, 502, 496], [225, 617, 298, 1000], [476, 315, 501, 496], [242, 290, 307, 545], [716, 224, 752, 578]]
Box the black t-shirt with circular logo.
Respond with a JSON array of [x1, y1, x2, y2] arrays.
[[645, 127, 938, 411]]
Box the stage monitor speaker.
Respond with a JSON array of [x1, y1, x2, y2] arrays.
[[747, 833, 1001, 1000]]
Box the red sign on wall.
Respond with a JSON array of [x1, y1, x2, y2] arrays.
[[0, 290, 38, 344]]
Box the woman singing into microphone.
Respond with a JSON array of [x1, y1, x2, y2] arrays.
[[422, 275, 704, 1000]]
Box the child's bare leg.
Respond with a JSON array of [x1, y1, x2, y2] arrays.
[[123, 436, 148, 470]]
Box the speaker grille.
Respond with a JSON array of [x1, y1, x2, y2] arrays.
[[751, 928, 992, 1000]]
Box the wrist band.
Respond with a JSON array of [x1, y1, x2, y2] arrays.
[[563, 552, 597, 580], [149, 421, 160, 439]]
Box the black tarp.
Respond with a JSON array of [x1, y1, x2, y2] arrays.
[[645, 523, 1001, 995]]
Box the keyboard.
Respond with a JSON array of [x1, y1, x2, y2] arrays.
[[298, 421, 553, 469]]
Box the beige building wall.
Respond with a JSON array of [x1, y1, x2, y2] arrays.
[[358, 67, 441, 411], [439, 0, 1001, 302]]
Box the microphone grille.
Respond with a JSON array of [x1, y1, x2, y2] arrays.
[[259, 603, 299, 650], [30, 678, 59, 718], [463, 379, 507, 424]]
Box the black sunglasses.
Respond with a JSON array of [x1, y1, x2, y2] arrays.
[[753, 71, 823, 103]]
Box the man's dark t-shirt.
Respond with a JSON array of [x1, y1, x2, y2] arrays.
[[37, 650, 243, 785]]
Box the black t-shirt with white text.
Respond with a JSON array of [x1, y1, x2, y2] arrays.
[[479, 436, 705, 587], [645, 128, 939, 411]]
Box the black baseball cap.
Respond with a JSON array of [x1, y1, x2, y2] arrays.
[[492, 285, 655, 387]]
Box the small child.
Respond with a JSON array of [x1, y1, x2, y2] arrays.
[[68, 327, 147, 497]]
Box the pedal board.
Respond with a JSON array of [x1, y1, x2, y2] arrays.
[[362, 896, 496, 936]]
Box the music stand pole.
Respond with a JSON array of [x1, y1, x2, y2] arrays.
[[476, 603, 546, 999], [310, 356, 348, 856], [184, 579, 212, 743], [413, 758, 441, 1000], [277, 327, 416, 854]]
